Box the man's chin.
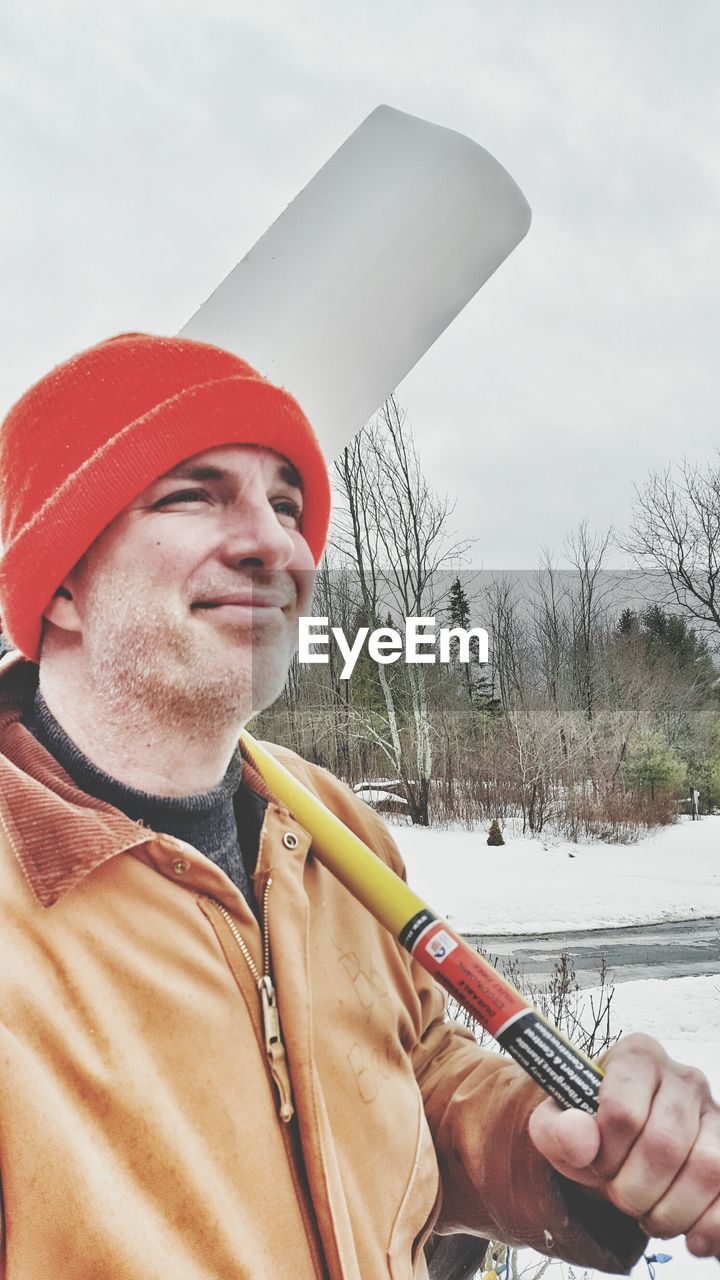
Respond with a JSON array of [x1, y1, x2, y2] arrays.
[[247, 660, 295, 718], [192, 634, 292, 713]]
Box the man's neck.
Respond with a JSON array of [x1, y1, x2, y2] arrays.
[[38, 666, 247, 796]]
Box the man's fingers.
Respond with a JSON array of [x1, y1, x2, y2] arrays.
[[592, 1033, 663, 1179], [602, 1063, 707, 1217], [686, 1193, 720, 1258], [639, 1106, 720, 1241], [528, 1099, 601, 1178]]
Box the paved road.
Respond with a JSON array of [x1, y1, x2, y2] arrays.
[[463, 916, 720, 987]]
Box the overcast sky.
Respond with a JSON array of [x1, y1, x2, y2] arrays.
[[2, 1, 718, 568]]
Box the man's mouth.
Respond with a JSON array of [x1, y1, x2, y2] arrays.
[[192, 594, 293, 611]]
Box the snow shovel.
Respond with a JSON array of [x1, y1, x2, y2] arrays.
[[177, 101, 720, 1277], [181, 104, 632, 1277], [181, 106, 538, 1280], [183, 101, 601, 1107]]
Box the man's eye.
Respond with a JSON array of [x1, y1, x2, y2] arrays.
[[153, 489, 209, 507], [274, 498, 302, 526]]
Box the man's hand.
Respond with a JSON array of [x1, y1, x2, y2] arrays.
[[528, 1033, 720, 1258]]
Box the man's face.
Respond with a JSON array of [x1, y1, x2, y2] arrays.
[[48, 444, 317, 725]]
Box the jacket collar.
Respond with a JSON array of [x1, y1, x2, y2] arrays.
[[0, 651, 275, 908]]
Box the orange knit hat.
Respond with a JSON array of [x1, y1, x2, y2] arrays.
[[0, 332, 331, 661]]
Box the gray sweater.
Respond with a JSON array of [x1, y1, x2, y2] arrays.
[[23, 688, 264, 914]]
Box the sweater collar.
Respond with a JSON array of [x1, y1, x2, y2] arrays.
[[24, 686, 245, 862], [0, 651, 275, 907]]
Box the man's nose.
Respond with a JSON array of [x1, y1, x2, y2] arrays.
[[217, 493, 296, 570]]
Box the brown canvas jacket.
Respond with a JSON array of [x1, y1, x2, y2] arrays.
[[0, 653, 645, 1278]]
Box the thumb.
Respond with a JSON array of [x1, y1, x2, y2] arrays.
[[528, 1099, 601, 1177]]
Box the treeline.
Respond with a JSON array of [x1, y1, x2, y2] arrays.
[[253, 402, 720, 839], [254, 574, 719, 838]]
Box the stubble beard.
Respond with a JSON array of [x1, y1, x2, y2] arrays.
[[82, 591, 254, 738], [79, 567, 296, 742]]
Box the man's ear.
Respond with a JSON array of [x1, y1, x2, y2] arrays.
[[43, 580, 82, 633]]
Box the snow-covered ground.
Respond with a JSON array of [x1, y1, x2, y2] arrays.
[[393, 815, 720, 935], [388, 816, 720, 1278]]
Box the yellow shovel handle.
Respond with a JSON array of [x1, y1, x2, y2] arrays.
[[241, 730, 604, 1114]]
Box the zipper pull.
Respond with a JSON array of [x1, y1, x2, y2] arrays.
[[259, 975, 295, 1124]]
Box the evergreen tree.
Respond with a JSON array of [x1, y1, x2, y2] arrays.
[[617, 608, 639, 636], [446, 577, 494, 706], [486, 818, 504, 846], [448, 577, 471, 632], [615, 604, 717, 697], [623, 730, 687, 800], [640, 605, 716, 686]]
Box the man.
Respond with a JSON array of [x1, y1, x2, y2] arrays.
[[0, 331, 717, 1279]]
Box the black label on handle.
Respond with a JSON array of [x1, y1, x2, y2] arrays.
[[497, 1010, 602, 1114]]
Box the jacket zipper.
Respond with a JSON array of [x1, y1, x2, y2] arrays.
[[209, 880, 295, 1124], [203, 886, 326, 1278]]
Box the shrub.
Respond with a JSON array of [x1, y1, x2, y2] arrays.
[[487, 818, 504, 846], [558, 787, 678, 843]]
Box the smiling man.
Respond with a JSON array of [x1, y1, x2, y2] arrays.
[[40, 444, 314, 796], [0, 332, 718, 1280]]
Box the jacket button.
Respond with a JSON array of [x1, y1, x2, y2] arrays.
[[282, 832, 299, 849], [171, 857, 190, 875]]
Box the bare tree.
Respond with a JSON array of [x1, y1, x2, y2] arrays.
[[532, 552, 572, 719], [565, 521, 614, 723], [310, 556, 356, 777], [502, 705, 581, 834], [626, 457, 720, 637], [484, 577, 532, 712], [531, 552, 577, 775], [332, 396, 470, 824]]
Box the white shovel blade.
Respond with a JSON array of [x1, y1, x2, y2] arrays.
[[180, 104, 531, 461]]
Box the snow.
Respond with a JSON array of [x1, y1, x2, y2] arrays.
[[603, 974, 720, 1044], [355, 788, 409, 805], [388, 815, 720, 1277], [392, 815, 720, 935], [353, 778, 403, 790]]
